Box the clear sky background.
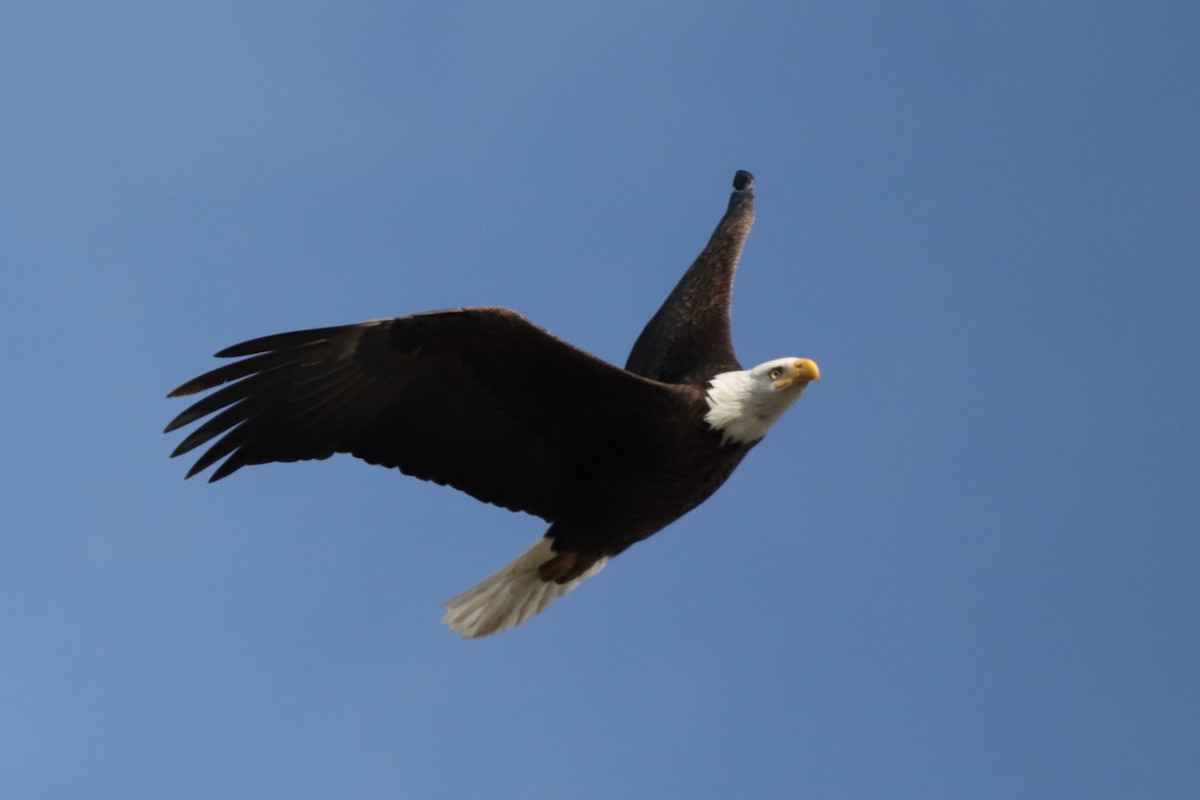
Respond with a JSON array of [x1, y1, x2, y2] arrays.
[[2, 2, 1197, 798]]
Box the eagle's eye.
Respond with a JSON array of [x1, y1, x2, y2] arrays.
[[768, 367, 784, 381]]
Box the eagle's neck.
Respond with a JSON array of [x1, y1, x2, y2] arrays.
[[703, 368, 799, 446]]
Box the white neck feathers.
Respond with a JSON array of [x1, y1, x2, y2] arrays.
[[703, 367, 803, 446]]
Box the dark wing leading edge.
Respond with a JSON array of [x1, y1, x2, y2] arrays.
[[165, 307, 691, 522], [624, 169, 755, 384]]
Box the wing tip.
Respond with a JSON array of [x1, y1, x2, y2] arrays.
[[166, 380, 205, 399]]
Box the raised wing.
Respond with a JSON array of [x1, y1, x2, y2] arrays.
[[624, 169, 755, 383]]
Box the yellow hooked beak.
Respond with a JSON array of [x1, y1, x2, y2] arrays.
[[774, 358, 821, 389]]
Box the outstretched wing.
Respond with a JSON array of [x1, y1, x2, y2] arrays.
[[165, 307, 691, 522]]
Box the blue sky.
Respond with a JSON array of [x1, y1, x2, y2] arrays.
[[2, 2, 1197, 797]]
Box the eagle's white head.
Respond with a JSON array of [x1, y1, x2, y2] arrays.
[[703, 357, 820, 445]]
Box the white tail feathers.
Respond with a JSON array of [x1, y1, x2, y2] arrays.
[[443, 537, 608, 639]]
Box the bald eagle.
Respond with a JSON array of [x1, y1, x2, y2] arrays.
[[165, 170, 820, 638]]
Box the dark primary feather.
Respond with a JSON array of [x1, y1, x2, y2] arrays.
[[624, 169, 754, 383], [165, 307, 696, 521]]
